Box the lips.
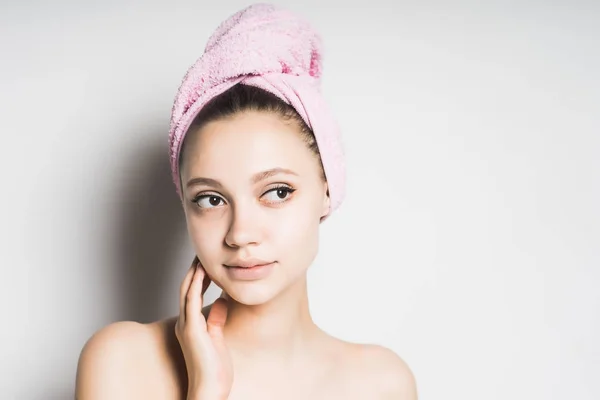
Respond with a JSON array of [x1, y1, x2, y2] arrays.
[[223, 261, 276, 281], [224, 258, 274, 269]]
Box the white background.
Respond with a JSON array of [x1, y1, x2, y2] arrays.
[[0, 0, 598, 399]]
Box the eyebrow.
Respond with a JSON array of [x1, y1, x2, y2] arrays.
[[185, 167, 299, 189]]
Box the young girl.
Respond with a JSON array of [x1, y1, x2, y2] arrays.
[[76, 4, 417, 399]]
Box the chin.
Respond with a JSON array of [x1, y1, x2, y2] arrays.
[[222, 281, 282, 306], [207, 262, 310, 306]]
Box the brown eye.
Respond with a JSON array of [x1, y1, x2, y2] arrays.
[[262, 187, 295, 203], [195, 195, 225, 209]]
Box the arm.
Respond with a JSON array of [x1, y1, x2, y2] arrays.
[[75, 321, 145, 400], [363, 345, 418, 400], [75, 319, 228, 400], [384, 360, 418, 400]]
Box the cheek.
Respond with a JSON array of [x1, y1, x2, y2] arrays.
[[185, 215, 222, 264], [271, 203, 320, 264]]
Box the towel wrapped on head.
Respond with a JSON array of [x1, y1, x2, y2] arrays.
[[168, 3, 346, 217]]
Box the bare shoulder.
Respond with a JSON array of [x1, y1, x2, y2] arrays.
[[75, 317, 185, 400], [343, 343, 418, 400]]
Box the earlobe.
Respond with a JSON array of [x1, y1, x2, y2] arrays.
[[321, 182, 331, 218]]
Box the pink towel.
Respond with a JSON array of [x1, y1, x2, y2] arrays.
[[168, 3, 346, 217]]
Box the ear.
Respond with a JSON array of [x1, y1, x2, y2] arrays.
[[320, 181, 331, 220]]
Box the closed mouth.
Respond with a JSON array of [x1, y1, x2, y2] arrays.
[[224, 262, 273, 269]]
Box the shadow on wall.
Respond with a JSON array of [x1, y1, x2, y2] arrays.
[[112, 133, 188, 323]]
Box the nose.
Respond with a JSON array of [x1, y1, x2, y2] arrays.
[[224, 203, 262, 248]]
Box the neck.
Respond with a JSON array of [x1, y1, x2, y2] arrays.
[[221, 276, 321, 363]]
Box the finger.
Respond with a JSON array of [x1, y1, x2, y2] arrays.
[[207, 297, 229, 341], [201, 269, 212, 296], [179, 257, 199, 323], [186, 262, 206, 324]]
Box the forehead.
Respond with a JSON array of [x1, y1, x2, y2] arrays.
[[181, 111, 316, 179]]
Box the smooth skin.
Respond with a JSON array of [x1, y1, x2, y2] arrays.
[[176, 258, 232, 399], [75, 111, 418, 400]]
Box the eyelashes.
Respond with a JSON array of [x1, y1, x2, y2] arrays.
[[191, 184, 297, 210]]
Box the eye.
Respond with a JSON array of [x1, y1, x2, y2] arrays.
[[193, 194, 225, 209], [262, 186, 296, 203]]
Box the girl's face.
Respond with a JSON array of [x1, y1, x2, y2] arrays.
[[180, 111, 330, 305]]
